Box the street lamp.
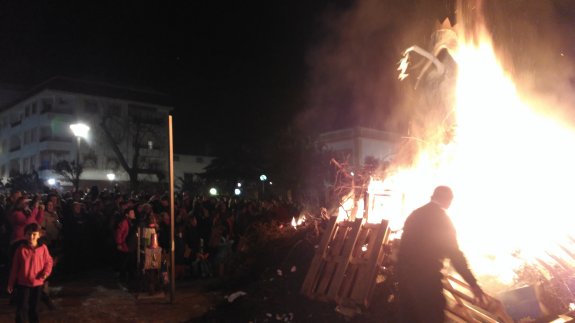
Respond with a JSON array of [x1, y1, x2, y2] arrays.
[[259, 174, 267, 197], [107, 173, 116, 181], [70, 123, 90, 191]]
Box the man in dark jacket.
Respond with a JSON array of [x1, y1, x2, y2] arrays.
[[396, 186, 485, 323]]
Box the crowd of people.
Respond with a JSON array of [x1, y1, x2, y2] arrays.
[[0, 186, 302, 307], [0, 183, 304, 323]]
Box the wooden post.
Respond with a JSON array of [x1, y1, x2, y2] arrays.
[[169, 115, 175, 303]]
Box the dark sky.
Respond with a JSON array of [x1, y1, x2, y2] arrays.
[[0, 1, 574, 155], [0, 0, 344, 155]]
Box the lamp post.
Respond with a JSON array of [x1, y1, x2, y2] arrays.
[[69, 123, 90, 191], [259, 174, 267, 198]]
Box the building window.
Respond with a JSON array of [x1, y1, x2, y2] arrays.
[[23, 130, 30, 145], [107, 157, 119, 170], [9, 135, 21, 152], [22, 158, 29, 173], [104, 103, 122, 117], [40, 126, 52, 141], [9, 159, 20, 175], [31, 102, 37, 114], [31, 128, 37, 143], [41, 99, 53, 113]]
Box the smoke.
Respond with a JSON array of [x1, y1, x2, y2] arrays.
[[298, 0, 575, 135], [297, 0, 458, 135], [483, 0, 575, 119]]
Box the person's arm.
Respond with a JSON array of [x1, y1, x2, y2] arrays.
[[7, 248, 21, 293], [35, 203, 45, 225], [439, 215, 478, 285], [441, 215, 487, 304], [39, 245, 53, 279], [115, 220, 128, 251]]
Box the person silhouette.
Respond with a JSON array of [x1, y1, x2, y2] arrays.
[[396, 186, 486, 322]]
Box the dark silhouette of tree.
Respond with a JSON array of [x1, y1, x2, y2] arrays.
[[98, 108, 168, 191], [262, 129, 333, 205], [7, 171, 45, 193], [201, 128, 333, 204], [53, 160, 83, 192]]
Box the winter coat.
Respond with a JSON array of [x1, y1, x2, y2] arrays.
[[115, 218, 136, 253], [8, 243, 53, 289], [9, 207, 44, 244]]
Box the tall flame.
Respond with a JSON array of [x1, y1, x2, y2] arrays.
[[346, 12, 575, 292]]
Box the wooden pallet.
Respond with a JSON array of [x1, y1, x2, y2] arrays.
[[338, 220, 390, 307], [301, 215, 390, 308], [444, 275, 514, 323]]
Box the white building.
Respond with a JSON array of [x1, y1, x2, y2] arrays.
[[0, 77, 173, 188], [318, 127, 400, 166]]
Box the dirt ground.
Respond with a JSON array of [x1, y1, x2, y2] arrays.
[[0, 266, 387, 323], [0, 269, 222, 323], [0, 221, 398, 323]]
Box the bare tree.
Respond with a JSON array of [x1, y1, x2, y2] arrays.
[[53, 160, 83, 192], [99, 106, 168, 191]]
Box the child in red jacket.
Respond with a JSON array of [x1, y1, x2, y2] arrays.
[[7, 222, 53, 323]]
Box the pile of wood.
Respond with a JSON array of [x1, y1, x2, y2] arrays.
[[301, 214, 518, 322], [300, 216, 390, 313]]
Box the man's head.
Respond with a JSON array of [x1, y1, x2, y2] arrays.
[[72, 202, 83, 214], [431, 186, 454, 209]]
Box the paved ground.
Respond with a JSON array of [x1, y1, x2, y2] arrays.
[[0, 269, 222, 323]]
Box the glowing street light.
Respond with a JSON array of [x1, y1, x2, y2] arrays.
[[234, 188, 241, 196], [69, 122, 90, 192], [47, 178, 56, 186], [209, 187, 218, 196], [260, 174, 267, 198], [107, 173, 116, 181], [70, 123, 90, 139]]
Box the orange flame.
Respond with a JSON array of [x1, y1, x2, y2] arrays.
[[345, 16, 575, 292]]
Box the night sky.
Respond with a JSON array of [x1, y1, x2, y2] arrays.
[[0, 1, 574, 155], [0, 0, 344, 155]]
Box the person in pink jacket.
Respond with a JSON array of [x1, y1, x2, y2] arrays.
[[8, 222, 53, 323], [9, 196, 45, 250], [114, 208, 136, 282]]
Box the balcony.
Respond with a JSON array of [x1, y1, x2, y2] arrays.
[[40, 106, 74, 115], [39, 136, 73, 143]]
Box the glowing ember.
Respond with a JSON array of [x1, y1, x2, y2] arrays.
[[291, 215, 306, 229]]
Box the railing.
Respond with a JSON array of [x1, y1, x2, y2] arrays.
[[39, 136, 73, 143]]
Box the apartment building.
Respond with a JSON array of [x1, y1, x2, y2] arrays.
[[318, 127, 400, 166], [0, 77, 173, 188]]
